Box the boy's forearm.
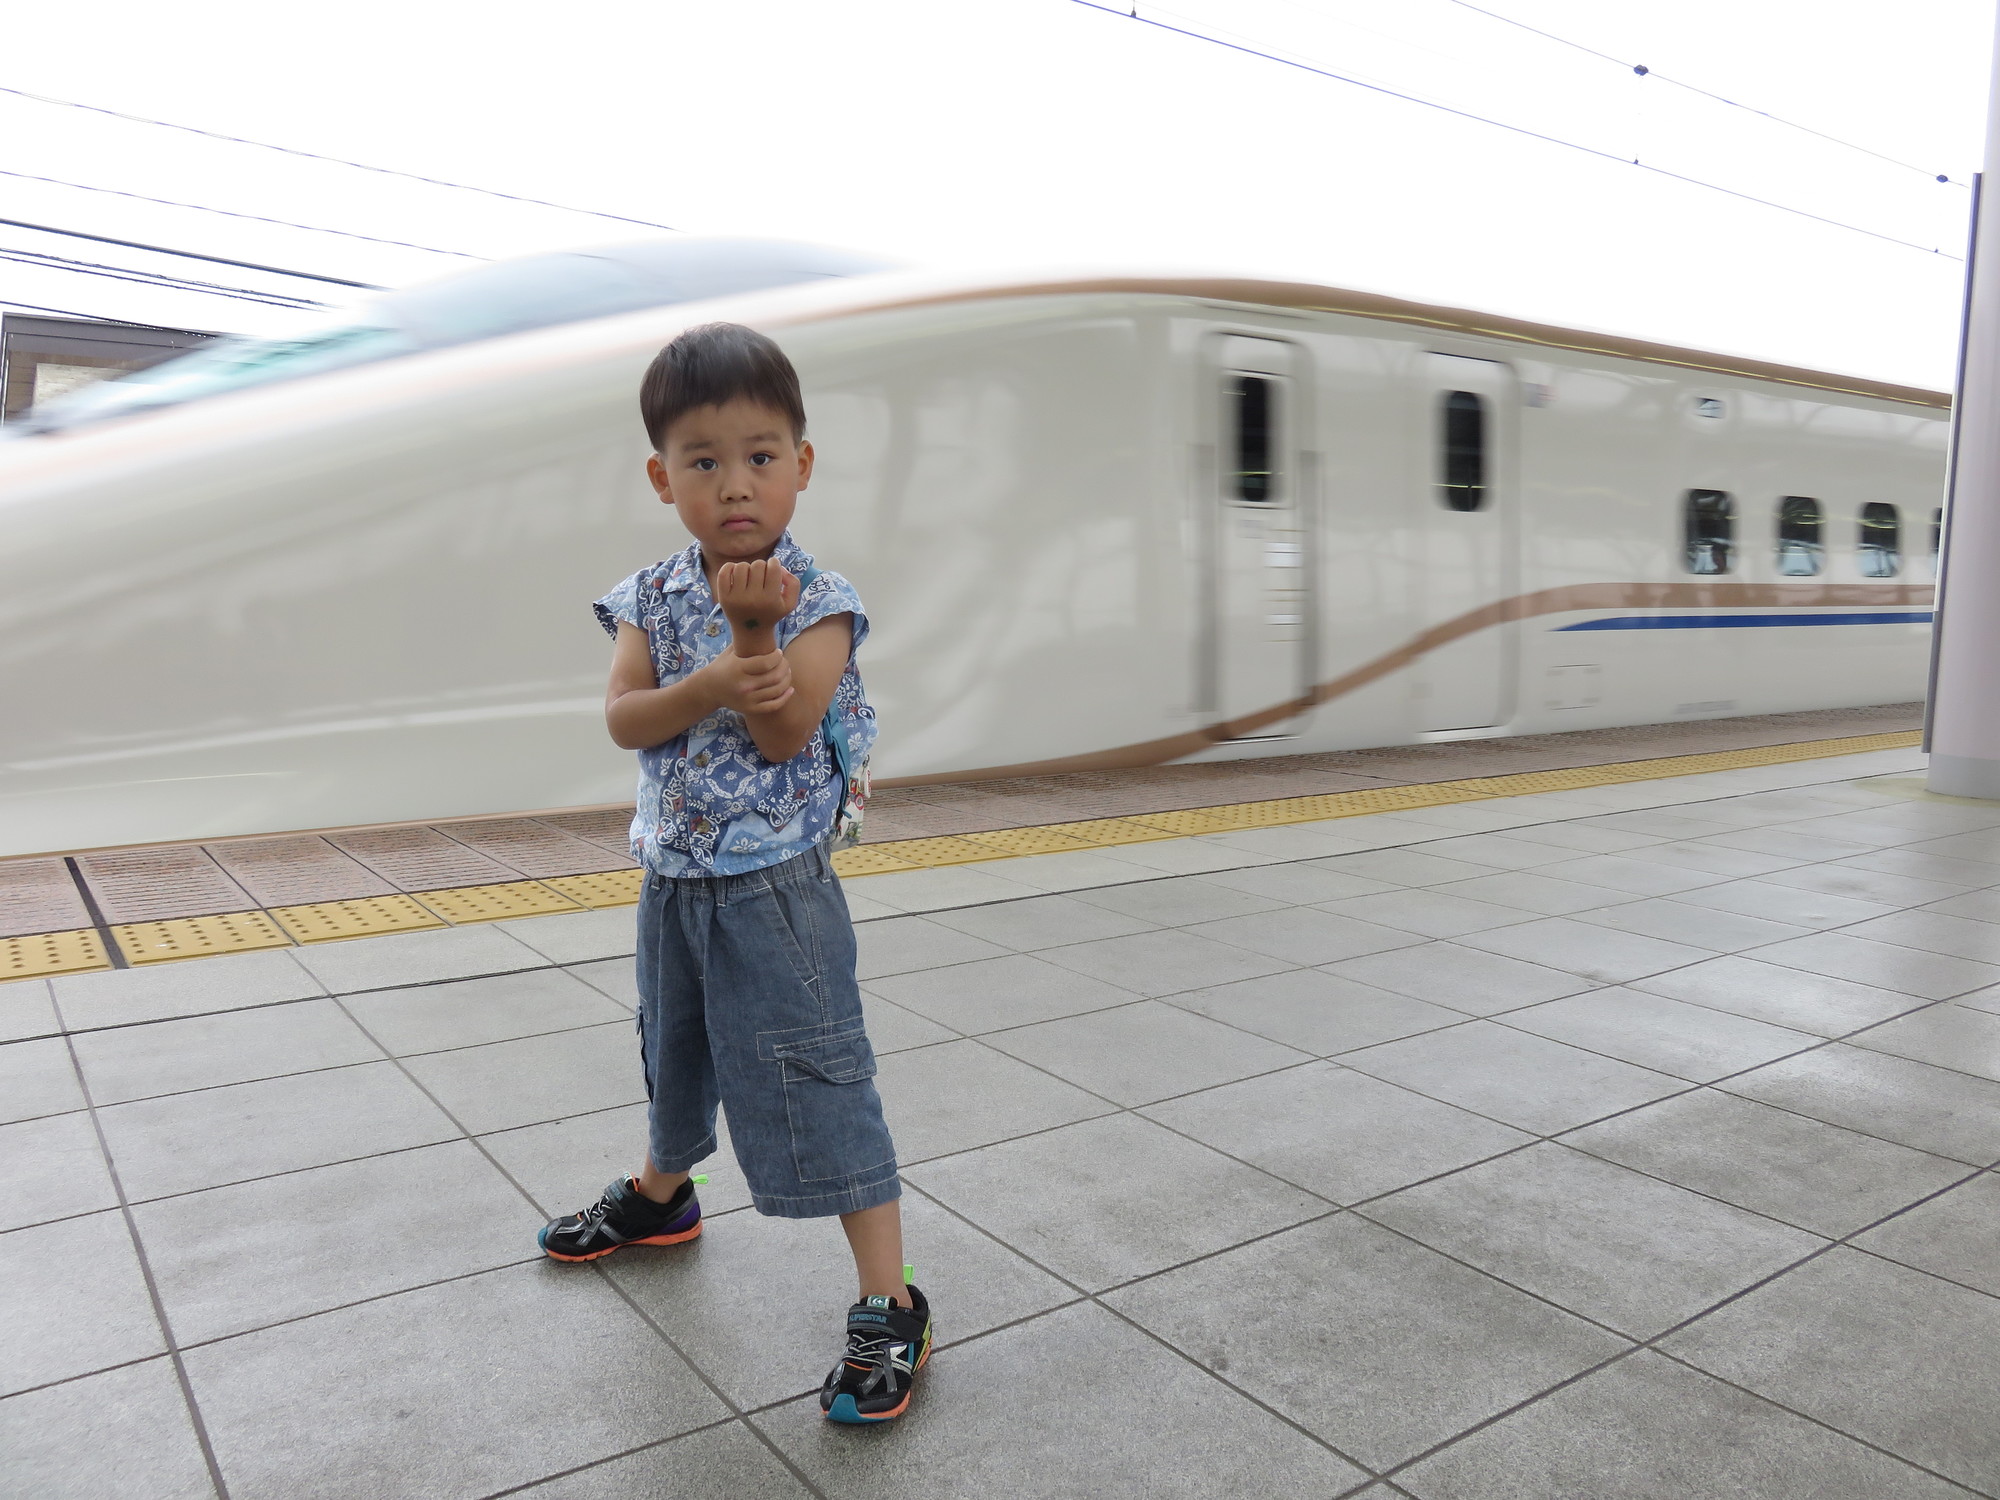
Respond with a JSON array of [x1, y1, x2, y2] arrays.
[[607, 674, 721, 750], [742, 690, 822, 764]]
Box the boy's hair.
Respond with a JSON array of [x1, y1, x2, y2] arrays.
[[639, 322, 806, 451]]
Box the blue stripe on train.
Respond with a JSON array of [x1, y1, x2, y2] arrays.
[[1555, 612, 1934, 632]]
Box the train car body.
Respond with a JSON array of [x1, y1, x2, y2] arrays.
[[0, 259, 1948, 858]]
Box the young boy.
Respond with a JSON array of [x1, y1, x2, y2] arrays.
[[538, 322, 930, 1424]]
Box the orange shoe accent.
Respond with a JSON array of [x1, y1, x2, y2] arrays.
[[541, 1219, 702, 1263]]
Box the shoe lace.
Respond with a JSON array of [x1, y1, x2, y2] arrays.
[[841, 1328, 902, 1396], [567, 1193, 617, 1242]]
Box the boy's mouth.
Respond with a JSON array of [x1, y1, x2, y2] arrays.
[[720, 517, 758, 531]]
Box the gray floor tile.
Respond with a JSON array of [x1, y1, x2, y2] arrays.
[[0, 1358, 217, 1500], [1501, 988, 1818, 1082], [1665, 879, 1893, 931], [1752, 932, 2000, 1000], [861, 990, 960, 1052], [50, 949, 325, 1032], [0, 1109, 117, 1232], [481, 1102, 754, 1219], [1919, 886, 2000, 923], [1562, 1089, 1970, 1237], [342, 969, 629, 1057], [1320, 888, 1534, 938], [1165, 968, 1467, 1055], [1848, 908, 2000, 965], [1852, 1171, 2000, 1295], [1719, 1043, 2000, 1164], [1575, 897, 1811, 953], [1953, 980, 2000, 1017], [564, 957, 638, 1009], [853, 915, 1014, 981], [874, 1039, 1114, 1162], [988, 848, 1180, 893], [1365, 1143, 1821, 1337], [866, 953, 1138, 1033], [1341, 1021, 1686, 1135], [1622, 841, 1801, 877], [759, 1302, 1368, 1498], [1631, 956, 1928, 1036], [1314, 847, 1506, 887], [1850, 1003, 2000, 1083], [1202, 825, 1371, 860], [1107, 1214, 1625, 1469], [1085, 838, 1269, 876], [1324, 942, 1597, 1014], [1661, 1248, 2000, 1493], [1837, 846, 2000, 886], [136, 1139, 542, 1343], [72, 1001, 381, 1106], [1531, 853, 1731, 897], [1426, 871, 1634, 917], [1070, 875, 1287, 926], [926, 893, 1159, 952], [1760, 863, 1972, 908], [401, 1022, 644, 1135], [608, 1191, 1071, 1407], [182, 1262, 726, 1500], [1504, 821, 1669, 854], [1142, 1061, 1532, 1203], [1580, 811, 1745, 841], [1413, 833, 1576, 870], [291, 924, 548, 995], [0, 1209, 163, 1395], [1458, 918, 1710, 985], [0, 980, 58, 1043], [1037, 928, 1292, 997], [97, 1060, 458, 1202], [1696, 827, 1873, 862], [492, 907, 638, 965], [1904, 829, 2000, 865], [514, 1422, 809, 1499], [907, 1113, 1322, 1290], [1399, 1350, 1965, 1500], [1188, 907, 1426, 965], [1202, 861, 1397, 904], [981, 1001, 1310, 1106], [839, 863, 1047, 912]]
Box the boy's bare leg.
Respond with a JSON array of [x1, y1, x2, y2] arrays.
[[635, 1156, 690, 1203], [840, 1199, 907, 1307]]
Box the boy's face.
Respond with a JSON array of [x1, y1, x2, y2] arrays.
[[647, 398, 813, 565]]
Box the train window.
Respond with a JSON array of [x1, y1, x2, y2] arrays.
[[1858, 502, 1901, 577], [1439, 391, 1486, 511], [1230, 374, 1277, 502], [1775, 496, 1823, 576], [1685, 489, 1734, 574]]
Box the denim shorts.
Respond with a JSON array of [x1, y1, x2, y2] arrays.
[[635, 839, 901, 1219]]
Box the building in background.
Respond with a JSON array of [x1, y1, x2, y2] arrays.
[[1, 313, 215, 423]]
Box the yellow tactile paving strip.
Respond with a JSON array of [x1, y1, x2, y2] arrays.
[[0, 729, 1923, 976]]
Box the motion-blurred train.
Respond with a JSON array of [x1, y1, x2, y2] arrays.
[[0, 238, 1945, 857]]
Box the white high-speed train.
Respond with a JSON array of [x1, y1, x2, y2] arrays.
[[0, 239, 1945, 858]]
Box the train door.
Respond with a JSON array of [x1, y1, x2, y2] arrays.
[[1209, 334, 1314, 736], [1417, 352, 1518, 732]]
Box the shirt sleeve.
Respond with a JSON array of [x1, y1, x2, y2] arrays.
[[781, 569, 869, 656], [592, 570, 646, 640]]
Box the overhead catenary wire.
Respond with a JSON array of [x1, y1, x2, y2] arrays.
[[0, 297, 200, 332], [0, 246, 326, 310], [0, 83, 680, 233], [1075, 2, 1964, 261], [1436, 0, 1967, 187], [0, 166, 485, 260], [0, 217, 382, 289]]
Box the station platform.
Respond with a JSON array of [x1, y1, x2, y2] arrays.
[[7, 704, 2000, 1498]]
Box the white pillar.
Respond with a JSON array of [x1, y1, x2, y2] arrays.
[[1928, 17, 2000, 797]]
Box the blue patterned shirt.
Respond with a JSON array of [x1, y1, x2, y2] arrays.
[[594, 532, 877, 877]]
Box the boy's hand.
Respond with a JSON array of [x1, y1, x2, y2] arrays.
[[715, 560, 799, 658], [701, 645, 795, 716]]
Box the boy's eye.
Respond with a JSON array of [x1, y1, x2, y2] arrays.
[[693, 458, 718, 472], [749, 452, 773, 466]]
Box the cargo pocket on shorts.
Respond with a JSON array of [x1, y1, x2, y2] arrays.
[[770, 1026, 893, 1184]]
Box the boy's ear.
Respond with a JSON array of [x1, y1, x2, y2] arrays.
[[646, 452, 675, 506], [796, 438, 814, 492]]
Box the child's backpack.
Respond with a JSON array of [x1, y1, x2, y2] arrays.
[[795, 566, 870, 849]]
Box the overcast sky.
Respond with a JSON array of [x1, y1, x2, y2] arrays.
[[2, 0, 1992, 390]]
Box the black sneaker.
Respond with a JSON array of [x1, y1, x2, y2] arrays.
[[538, 1176, 701, 1262], [820, 1283, 932, 1424]]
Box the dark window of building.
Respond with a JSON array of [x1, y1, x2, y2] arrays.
[[1439, 390, 1486, 511], [1230, 374, 1276, 502], [1859, 502, 1901, 577], [1685, 489, 1734, 574], [1775, 495, 1823, 576]]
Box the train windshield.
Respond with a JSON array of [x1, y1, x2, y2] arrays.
[[14, 238, 895, 437]]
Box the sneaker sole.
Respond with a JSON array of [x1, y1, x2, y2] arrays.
[[824, 1327, 932, 1424], [539, 1219, 702, 1263]]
